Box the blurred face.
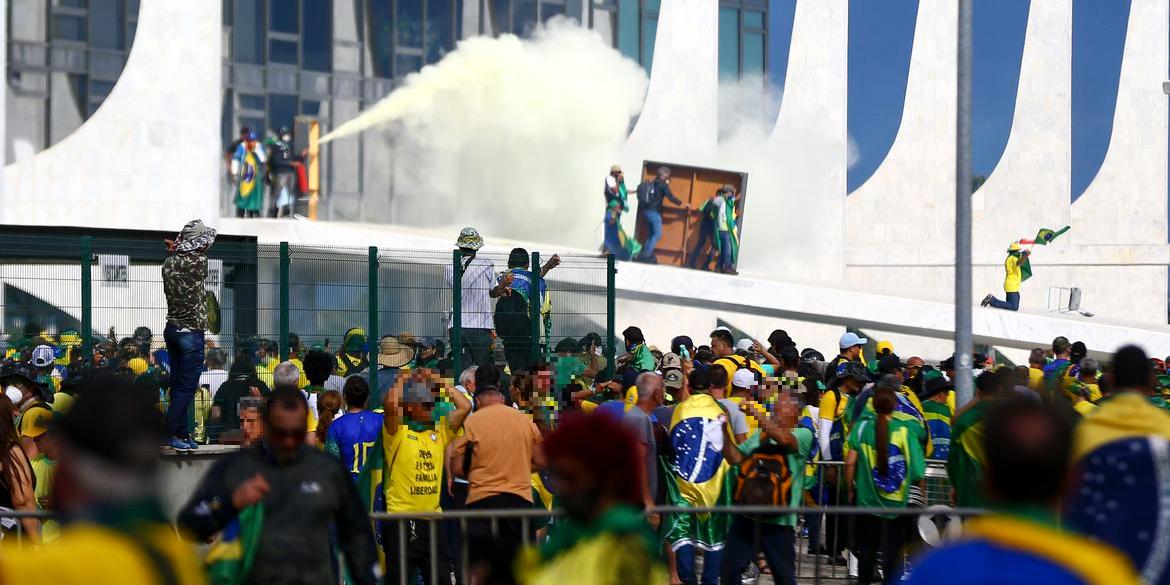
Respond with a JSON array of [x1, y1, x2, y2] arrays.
[[841, 377, 863, 395], [240, 407, 264, 446], [420, 347, 436, 360], [711, 337, 732, 357], [266, 404, 307, 463], [906, 357, 924, 377], [404, 402, 433, 423], [33, 433, 60, 461], [533, 369, 553, 395]]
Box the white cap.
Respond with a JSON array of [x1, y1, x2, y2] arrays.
[[732, 369, 758, 389], [30, 345, 55, 368], [735, 339, 755, 353]]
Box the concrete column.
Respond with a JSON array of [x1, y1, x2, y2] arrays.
[[1, 0, 222, 230]]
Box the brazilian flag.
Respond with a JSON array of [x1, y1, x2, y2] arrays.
[[663, 393, 734, 552], [1019, 254, 1034, 282], [1032, 226, 1070, 246], [205, 505, 265, 585]]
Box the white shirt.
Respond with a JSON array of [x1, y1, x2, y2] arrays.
[[199, 369, 228, 398], [713, 196, 729, 231], [444, 255, 496, 330]]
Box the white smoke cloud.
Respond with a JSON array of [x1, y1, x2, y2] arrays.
[[322, 19, 648, 248]]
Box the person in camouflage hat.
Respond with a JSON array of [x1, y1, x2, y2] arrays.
[[161, 220, 216, 453]]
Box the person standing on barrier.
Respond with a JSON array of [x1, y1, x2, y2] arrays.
[[162, 219, 216, 453], [1063, 345, 1170, 584], [451, 363, 545, 585], [178, 388, 378, 585], [718, 388, 814, 585], [446, 227, 512, 368], [948, 371, 999, 510], [513, 413, 667, 585], [906, 399, 1141, 585], [495, 248, 560, 375], [378, 371, 471, 584], [0, 374, 205, 585], [845, 379, 926, 584]]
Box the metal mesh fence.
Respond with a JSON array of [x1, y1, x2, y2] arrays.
[[0, 232, 615, 444]]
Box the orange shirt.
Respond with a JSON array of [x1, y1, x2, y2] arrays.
[[452, 403, 542, 504]]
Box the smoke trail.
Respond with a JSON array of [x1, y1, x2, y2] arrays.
[[321, 19, 648, 248]]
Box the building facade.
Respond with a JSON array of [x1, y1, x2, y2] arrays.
[[5, 0, 772, 221]]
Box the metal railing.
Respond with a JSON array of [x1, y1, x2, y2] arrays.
[[1, 231, 617, 440]]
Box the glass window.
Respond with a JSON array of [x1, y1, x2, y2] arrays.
[[397, 0, 423, 48], [59, 0, 86, 7], [513, 0, 537, 35], [302, 100, 321, 116], [426, 0, 454, 63], [640, 16, 657, 68], [67, 73, 88, 115], [53, 14, 87, 41], [616, 0, 638, 60], [239, 93, 266, 111], [541, 2, 565, 23], [743, 10, 763, 29], [490, 0, 510, 34], [267, 93, 298, 133], [127, 19, 136, 46], [302, 0, 331, 71], [240, 116, 266, 137], [644, 0, 659, 12], [89, 79, 116, 98], [718, 7, 739, 81], [269, 38, 298, 64], [233, 0, 265, 64], [743, 31, 764, 79], [592, 7, 617, 48], [368, 0, 394, 78], [269, 0, 298, 33], [395, 53, 423, 78], [89, 0, 124, 49]]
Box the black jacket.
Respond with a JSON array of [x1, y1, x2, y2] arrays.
[[635, 179, 682, 213], [178, 443, 377, 585]]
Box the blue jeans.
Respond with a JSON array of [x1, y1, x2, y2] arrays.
[[721, 518, 796, 585], [689, 224, 715, 269], [716, 230, 733, 271], [989, 291, 1020, 311], [675, 545, 721, 585], [639, 210, 663, 258], [164, 322, 205, 439], [603, 214, 629, 261]]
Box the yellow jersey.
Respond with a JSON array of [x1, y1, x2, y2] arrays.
[[1004, 254, 1022, 293], [383, 424, 454, 512]]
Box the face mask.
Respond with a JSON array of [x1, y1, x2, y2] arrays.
[[594, 346, 603, 356], [626, 342, 637, 353], [5, 386, 23, 405]]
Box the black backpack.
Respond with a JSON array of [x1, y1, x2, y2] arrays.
[[733, 440, 794, 507], [636, 181, 655, 207]]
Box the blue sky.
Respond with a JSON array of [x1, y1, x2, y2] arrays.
[[767, 0, 1132, 198]]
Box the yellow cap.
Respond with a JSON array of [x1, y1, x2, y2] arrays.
[[1008, 242, 1022, 252], [127, 357, 149, 376], [876, 340, 894, 355]]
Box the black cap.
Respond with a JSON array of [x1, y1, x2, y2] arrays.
[[916, 375, 953, 400], [801, 348, 825, 362], [878, 353, 904, 375], [688, 366, 712, 391]]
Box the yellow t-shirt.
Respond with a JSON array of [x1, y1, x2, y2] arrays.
[[1028, 368, 1045, 392], [1074, 400, 1098, 417], [50, 392, 75, 414], [1004, 254, 1022, 293], [288, 358, 310, 389], [0, 523, 207, 585], [711, 355, 767, 393], [383, 424, 454, 512], [31, 455, 59, 543]]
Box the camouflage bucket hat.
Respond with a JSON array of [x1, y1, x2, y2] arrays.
[[456, 227, 484, 251], [175, 219, 217, 253]]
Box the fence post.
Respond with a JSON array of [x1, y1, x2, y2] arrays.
[[279, 242, 290, 362], [452, 250, 463, 377], [80, 236, 93, 352], [605, 253, 615, 380], [368, 246, 379, 395], [529, 251, 541, 365]]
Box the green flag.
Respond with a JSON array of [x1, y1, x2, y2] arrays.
[[1033, 226, 1070, 246], [1020, 254, 1033, 282]]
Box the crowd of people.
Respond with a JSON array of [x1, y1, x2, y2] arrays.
[[1, 221, 1169, 585], [602, 165, 742, 274]]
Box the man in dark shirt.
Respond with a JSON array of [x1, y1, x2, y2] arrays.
[[266, 126, 301, 218], [208, 353, 271, 442], [162, 220, 215, 452], [179, 389, 377, 585], [635, 166, 685, 263]]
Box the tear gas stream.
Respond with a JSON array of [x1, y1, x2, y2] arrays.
[[320, 20, 649, 248]]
